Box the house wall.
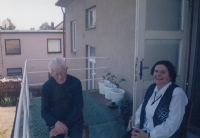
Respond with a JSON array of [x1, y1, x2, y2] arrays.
[[64, 0, 136, 98], [0, 31, 63, 85]]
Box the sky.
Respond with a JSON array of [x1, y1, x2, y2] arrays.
[[0, 0, 63, 30]]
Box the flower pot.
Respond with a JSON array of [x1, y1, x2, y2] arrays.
[[104, 83, 116, 99], [98, 80, 110, 95], [110, 88, 125, 104], [106, 101, 118, 109]]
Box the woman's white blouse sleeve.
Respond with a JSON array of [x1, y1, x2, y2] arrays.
[[150, 87, 188, 138]]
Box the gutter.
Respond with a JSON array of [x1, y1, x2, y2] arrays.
[[61, 7, 66, 58], [0, 28, 3, 68], [55, 0, 73, 7], [0, 30, 63, 33]]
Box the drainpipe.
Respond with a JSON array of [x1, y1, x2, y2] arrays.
[[61, 7, 66, 58], [185, 0, 194, 95], [0, 28, 3, 68]]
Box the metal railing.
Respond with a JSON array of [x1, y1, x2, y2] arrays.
[[13, 56, 108, 138]]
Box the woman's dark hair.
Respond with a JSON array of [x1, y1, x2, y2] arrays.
[[150, 60, 177, 83]]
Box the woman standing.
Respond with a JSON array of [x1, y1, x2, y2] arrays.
[[124, 60, 188, 138]]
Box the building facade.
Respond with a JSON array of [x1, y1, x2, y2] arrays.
[[55, 0, 200, 129], [0, 30, 63, 85]]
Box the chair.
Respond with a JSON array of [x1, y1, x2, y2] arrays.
[[83, 121, 89, 138], [182, 100, 193, 138]]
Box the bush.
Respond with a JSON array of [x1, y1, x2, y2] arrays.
[[0, 94, 18, 106]]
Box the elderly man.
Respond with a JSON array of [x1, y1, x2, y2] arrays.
[[41, 58, 84, 138]]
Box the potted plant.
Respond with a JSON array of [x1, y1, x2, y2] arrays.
[[104, 74, 117, 99], [110, 78, 126, 104], [117, 98, 133, 126], [98, 72, 111, 95]]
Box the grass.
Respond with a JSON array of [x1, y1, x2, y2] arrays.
[[0, 128, 9, 137]]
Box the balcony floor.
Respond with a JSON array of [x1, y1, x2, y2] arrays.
[[29, 90, 126, 138], [26, 89, 200, 138]]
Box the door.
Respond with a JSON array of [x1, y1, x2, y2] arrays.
[[133, 0, 189, 116], [87, 45, 95, 89]]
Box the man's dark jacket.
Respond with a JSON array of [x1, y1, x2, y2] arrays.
[[41, 74, 84, 129]]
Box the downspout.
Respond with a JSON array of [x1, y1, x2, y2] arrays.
[[61, 7, 66, 58], [0, 29, 3, 68], [185, 0, 194, 94]]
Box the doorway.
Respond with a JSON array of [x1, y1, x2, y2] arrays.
[[134, 0, 189, 110], [86, 45, 95, 90]]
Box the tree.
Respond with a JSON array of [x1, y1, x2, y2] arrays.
[[7, 19, 16, 30], [39, 22, 51, 30]]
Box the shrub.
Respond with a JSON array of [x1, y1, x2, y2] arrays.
[[0, 94, 18, 106]]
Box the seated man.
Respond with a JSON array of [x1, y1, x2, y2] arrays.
[[41, 58, 84, 138]]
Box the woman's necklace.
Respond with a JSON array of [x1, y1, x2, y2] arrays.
[[151, 91, 162, 105]]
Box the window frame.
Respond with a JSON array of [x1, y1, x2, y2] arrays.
[[5, 39, 21, 55], [70, 21, 76, 53], [47, 39, 62, 54], [7, 68, 22, 76], [86, 6, 96, 29]]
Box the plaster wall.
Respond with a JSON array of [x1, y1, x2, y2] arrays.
[[0, 32, 63, 85], [64, 0, 136, 98]]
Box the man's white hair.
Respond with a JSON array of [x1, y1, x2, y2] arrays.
[[48, 58, 67, 73]]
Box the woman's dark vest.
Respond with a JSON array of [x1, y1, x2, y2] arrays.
[[140, 83, 184, 138]]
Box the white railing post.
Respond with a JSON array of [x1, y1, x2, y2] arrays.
[[13, 61, 27, 138], [25, 60, 30, 138], [22, 84, 27, 137], [22, 61, 30, 138]]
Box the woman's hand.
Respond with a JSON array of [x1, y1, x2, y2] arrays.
[[131, 128, 149, 138], [134, 124, 140, 128]]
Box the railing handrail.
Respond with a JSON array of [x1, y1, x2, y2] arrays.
[[25, 56, 108, 61], [27, 67, 108, 74], [13, 56, 108, 138]]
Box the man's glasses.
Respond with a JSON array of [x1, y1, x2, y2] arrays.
[[51, 70, 66, 77]]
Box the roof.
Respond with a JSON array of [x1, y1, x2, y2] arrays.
[[54, 21, 63, 30], [55, 0, 73, 7], [0, 30, 63, 33]]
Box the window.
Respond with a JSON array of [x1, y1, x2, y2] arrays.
[[86, 6, 96, 28], [71, 21, 76, 52], [47, 39, 61, 53], [87, 45, 95, 89], [7, 68, 22, 76], [5, 39, 21, 55]]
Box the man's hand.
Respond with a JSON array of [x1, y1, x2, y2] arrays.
[[54, 121, 69, 135], [49, 127, 59, 137]]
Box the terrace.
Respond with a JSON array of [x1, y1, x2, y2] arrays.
[[11, 57, 129, 138], [10, 57, 200, 138]]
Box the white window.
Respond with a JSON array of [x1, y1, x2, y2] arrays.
[[47, 39, 61, 53], [86, 6, 96, 28], [71, 21, 76, 52], [87, 45, 95, 89], [7, 68, 22, 76]]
